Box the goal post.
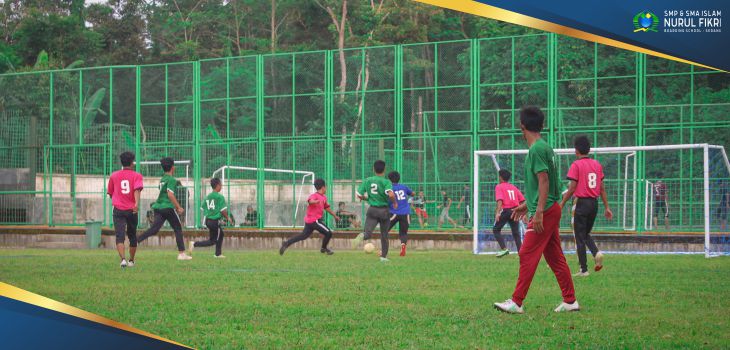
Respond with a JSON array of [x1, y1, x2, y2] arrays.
[[473, 144, 730, 257], [209, 166, 315, 228]]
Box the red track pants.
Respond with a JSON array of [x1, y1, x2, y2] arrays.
[[512, 203, 576, 306]]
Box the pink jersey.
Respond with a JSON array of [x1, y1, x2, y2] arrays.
[[304, 192, 330, 224], [494, 182, 525, 209], [107, 169, 144, 210], [566, 157, 604, 198]]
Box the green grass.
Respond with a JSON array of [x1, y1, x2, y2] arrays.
[[1, 248, 730, 349]]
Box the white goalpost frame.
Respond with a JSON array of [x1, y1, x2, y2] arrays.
[[139, 160, 194, 228], [211, 166, 315, 228], [473, 144, 730, 257]]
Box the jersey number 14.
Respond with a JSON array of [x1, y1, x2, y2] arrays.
[[206, 200, 216, 210]]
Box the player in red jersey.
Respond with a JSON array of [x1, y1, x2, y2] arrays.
[[107, 152, 144, 268], [560, 136, 613, 276], [279, 179, 340, 255], [493, 169, 526, 257]]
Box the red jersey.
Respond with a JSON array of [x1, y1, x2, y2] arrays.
[[107, 169, 144, 210], [566, 157, 604, 198], [494, 182, 525, 209], [304, 192, 330, 224]]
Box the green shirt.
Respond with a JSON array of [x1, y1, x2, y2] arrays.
[[358, 175, 393, 207], [201, 191, 227, 220], [524, 138, 562, 216], [152, 174, 178, 210]]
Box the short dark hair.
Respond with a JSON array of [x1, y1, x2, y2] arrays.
[[338, 201, 345, 206], [210, 178, 221, 189], [120, 152, 135, 167], [373, 160, 386, 174], [160, 157, 174, 172], [498, 169, 511, 182], [519, 106, 545, 132], [388, 171, 400, 184], [314, 178, 326, 190], [574, 135, 591, 155]]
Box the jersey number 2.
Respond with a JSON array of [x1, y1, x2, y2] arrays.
[[370, 183, 378, 195]]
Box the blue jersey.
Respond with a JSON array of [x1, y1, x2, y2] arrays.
[[390, 184, 413, 215]]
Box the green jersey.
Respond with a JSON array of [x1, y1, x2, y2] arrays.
[[358, 175, 393, 207], [202, 191, 227, 220], [524, 138, 563, 216], [152, 174, 178, 210]]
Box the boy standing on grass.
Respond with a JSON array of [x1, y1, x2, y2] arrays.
[[280, 179, 339, 255], [437, 190, 461, 230], [137, 157, 192, 260], [387, 171, 413, 257], [494, 106, 578, 314], [351, 160, 398, 262], [107, 151, 144, 268], [492, 169, 525, 258], [189, 178, 233, 258], [560, 135, 613, 277]]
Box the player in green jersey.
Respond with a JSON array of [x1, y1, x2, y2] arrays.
[[189, 178, 233, 258], [351, 160, 398, 262]]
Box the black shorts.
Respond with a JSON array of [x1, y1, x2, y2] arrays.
[[654, 200, 669, 217], [113, 208, 138, 246]]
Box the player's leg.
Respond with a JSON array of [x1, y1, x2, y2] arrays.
[[653, 201, 660, 230], [462, 204, 471, 226], [112, 209, 128, 266], [507, 217, 522, 252], [508, 214, 554, 307], [492, 211, 510, 254], [398, 215, 409, 256], [541, 204, 578, 312], [582, 199, 602, 271], [162, 208, 189, 259], [127, 211, 138, 265], [377, 207, 391, 260], [193, 219, 218, 249], [214, 223, 224, 257], [388, 214, 398, 231], [572, 199, 590, 275], [664, 202, 670, 230], [138, 209, 165, 243], [314, 219, 334, 255], [353, 207, 378, 248], [281, 223, 315, 255]]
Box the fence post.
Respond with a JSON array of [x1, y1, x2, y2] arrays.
[[256, 55, 266, 229]]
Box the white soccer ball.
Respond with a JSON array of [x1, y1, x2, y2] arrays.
[[363, 242, 375, 254]]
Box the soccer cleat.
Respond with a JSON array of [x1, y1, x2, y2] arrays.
[[279, 242, 288, 256], [380, 257, 390, 263], [320, 248, 334, 255], [188, 241, 195, 255], [594, 251, 604, 272], [496, 249, 510, 258], [177, 253, 192, 261], [554, 301, 580, 312], [493, 299, 524, 314], [214, 255, 226, 258], [351, 233, 364, 249], [573, 271, 590, 277], [127, 260, 135, 267], [400, 244, 407, 257], [120, 259, 128, 268]]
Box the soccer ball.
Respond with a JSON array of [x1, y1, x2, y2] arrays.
[[363, 243, 375, 254]]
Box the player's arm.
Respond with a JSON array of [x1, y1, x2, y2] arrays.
[[532, 171, 549, 233], [495, 200, 503, 222], [325, 207, 340, 221], [560, 180, 577, 209], [387, 190, 398, 210], [356, 182, 367, 201], [133, 189, 141, 214], [167, 190, 184, 214], [107, 178, 114, 198], [458, 194, 464, 209], [600, 182, 613, 219]]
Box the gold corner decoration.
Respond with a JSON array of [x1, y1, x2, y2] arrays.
[[0, 282, 192, 349], [412, 0, 726, 72]]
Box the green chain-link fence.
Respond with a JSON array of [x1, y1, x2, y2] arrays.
[[0, 34, 728, 232]]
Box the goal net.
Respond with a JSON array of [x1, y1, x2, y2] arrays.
[[473, 144, 730, 257], [207, 166, 315, 228], [138, 160, 194, 228]]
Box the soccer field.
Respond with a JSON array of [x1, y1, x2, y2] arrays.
[[1, 249, 729, 349]]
